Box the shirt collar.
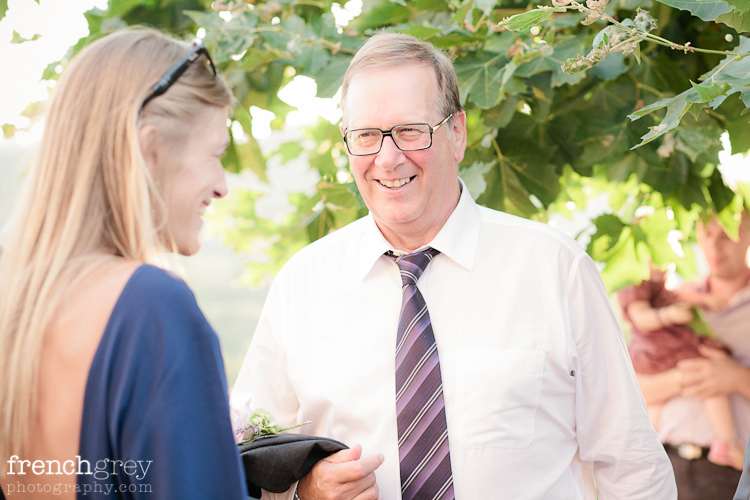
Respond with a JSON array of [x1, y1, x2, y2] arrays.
[[353, 177, 481, 280]]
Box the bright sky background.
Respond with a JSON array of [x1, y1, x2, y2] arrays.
[[0, 0, 107, 132]]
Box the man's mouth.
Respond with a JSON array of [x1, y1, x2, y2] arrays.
[[378, 177, 414, 189]]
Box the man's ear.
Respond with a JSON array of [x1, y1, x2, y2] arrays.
[[452, 110, 467, 164], [138, 123, 160, 173]]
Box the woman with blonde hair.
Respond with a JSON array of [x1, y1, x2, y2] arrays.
[[0, 28, 247, 498]]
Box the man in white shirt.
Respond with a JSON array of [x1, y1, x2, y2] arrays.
[[232, 32, 676, 500], [637, 215, 750, 499]]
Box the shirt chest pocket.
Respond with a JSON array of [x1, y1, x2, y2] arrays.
[[454, 349, 545, 449]]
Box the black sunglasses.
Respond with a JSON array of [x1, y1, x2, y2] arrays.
[[141, 39, 217, 109]]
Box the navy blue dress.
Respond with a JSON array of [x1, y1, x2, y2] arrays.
[[75, 264, 247, 498]]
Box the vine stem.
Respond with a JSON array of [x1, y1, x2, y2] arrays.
[[565, 0, 750, 58]]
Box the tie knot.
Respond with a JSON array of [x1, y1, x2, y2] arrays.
[[390, 247, 440, 287]]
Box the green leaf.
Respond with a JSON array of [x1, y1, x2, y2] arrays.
[[107, 0, 144, 18], [708, 167, 736, 214], [451, 0, 474, 25], [278, 142, 305, 164], [228, 107, 267, 181], [630, 36, 750, 148], [587, 214, 626, 259], [702, 36, 750, 107], [297, 46, 330, 75], [0, 0, 7, 22], [349, 1, 410, 31], [185, 10, 258, 64], [10, 30, 41, 43], [460, 161, 494, 199], [455, 53, 509, 109], [629, 91, 696, 147], [675, 124, 722, 162], [689, 80, 731, 102], [498, 8, 564, 32], [715, 0, 750, 32], [637, 210, 677, 263], [479, 159, 539, 215], [726, 115, 750, 154], [3, 123, 16, 138], [312, 55, 352, 99], [402, 25, 444, 40], [655, 0, 734, 22], [474, 0, 498, 16]]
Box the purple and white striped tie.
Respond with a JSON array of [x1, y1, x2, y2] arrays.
[[389, 248, 454, 500]]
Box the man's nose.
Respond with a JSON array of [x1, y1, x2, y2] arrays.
[[374, 135, 404, 169]]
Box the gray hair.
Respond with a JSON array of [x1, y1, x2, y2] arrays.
[[340, 32, 462, 128]]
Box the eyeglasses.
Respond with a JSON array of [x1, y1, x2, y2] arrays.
[[141, 39, 217, 109], [342, 114, 453, 156]]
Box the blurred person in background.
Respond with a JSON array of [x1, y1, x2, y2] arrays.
[[637, 214, 750, 499]]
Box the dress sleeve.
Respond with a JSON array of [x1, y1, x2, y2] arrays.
[[566, 256, 677, 499], [91, 267, 247, 499]]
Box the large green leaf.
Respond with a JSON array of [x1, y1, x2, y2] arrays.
[[629, 38, 750, 147], [185, 10, 258, 64], [455, 52, 509, 109], [715, 0, 750, 33], [311, 55, 352, 98], [497, 8, 565, 32], [702, 36, 750, 107], [655, 0, 733, 22], [460, 161, 494, 199], [0, 0, 8, 22]]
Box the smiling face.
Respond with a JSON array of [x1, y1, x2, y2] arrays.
[[157, 105, 230, 255], [341, 63, 466, 251]]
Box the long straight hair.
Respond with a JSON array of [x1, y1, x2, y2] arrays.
[[0, 28, 232, 465]]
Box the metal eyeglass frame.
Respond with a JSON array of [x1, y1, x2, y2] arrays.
[[141, 39, 217, 110], [342, 113, 453, 156]]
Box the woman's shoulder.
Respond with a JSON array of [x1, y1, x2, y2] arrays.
[[108, 263, 204, 323], [90, 262, 220, 388], [121, 263, 194, 301]]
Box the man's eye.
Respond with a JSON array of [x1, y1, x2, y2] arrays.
[[397, 127, 424, 140]]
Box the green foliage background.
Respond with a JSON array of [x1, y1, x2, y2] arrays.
[[3, 0, 749, 291]]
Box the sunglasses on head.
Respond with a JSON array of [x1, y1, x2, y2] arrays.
[[141, 39, 217, 110]]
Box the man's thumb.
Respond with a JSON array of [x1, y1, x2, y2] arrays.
[[325, 444, 363, 464]]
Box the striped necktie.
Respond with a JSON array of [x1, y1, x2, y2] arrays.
[[389, 248, 454, 500]]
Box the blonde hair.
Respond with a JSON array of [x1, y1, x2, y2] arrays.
[[0, 28, 232, 464], [340, 32, 462, 129]]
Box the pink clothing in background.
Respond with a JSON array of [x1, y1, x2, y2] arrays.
[[619, 279, 728, 374]]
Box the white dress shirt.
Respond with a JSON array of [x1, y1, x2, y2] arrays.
[[232, 179, 676, 499]]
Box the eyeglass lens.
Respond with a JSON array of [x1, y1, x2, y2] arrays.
[[346, 124, 432, 155]]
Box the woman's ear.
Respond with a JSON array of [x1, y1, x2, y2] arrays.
[[138, 123, 160, 173]]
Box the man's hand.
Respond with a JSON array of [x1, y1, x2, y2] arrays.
[[677, 345, 746, 398], [297, 444, 384, 500]]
